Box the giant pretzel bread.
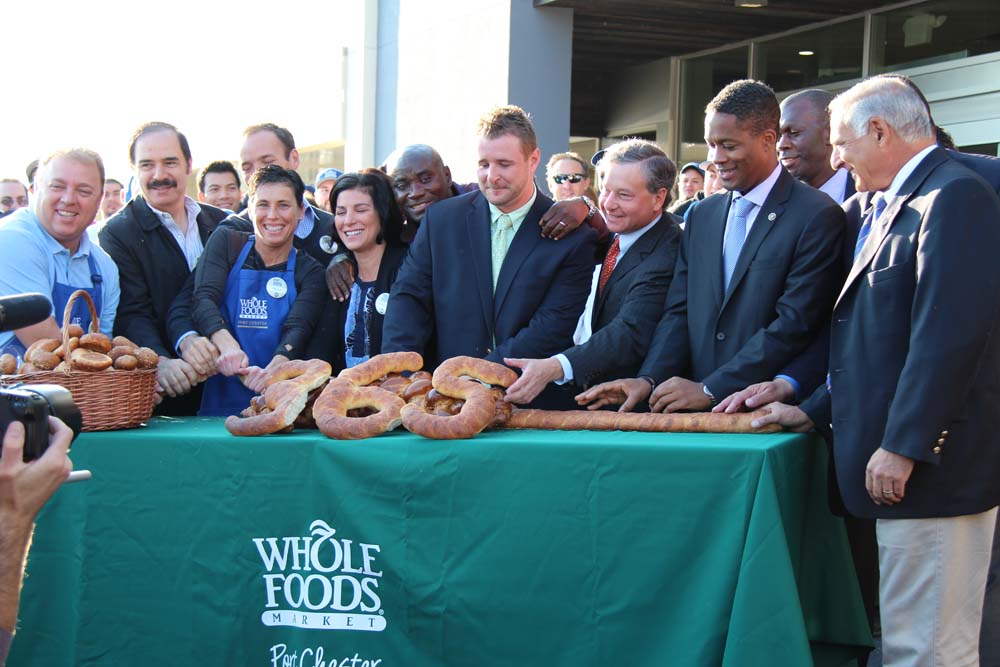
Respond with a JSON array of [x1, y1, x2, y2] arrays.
[[224, 359, 332, 436], [401, 356, 518, 440], [503, 409, 780, 433], [312, 352, 424, 439]]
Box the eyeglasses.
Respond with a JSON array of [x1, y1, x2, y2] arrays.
[[552, 173, 585, 185]]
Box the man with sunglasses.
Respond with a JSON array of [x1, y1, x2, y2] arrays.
[[545, 152, 593, 202]]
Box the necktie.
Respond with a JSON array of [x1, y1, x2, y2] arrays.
[[597, 236, 621, 297], [854, 195, 887, 260], [723, 196, 755, 291], [491, 214, 514, 291]]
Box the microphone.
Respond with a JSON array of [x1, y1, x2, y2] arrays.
[[0, 293, 52, 332]]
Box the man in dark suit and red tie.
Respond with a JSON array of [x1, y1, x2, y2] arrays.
[[502, 139, 682, 405], [577, 79, 844, 414], [381, 106, 596, 408], [753, 76, 1000, 666]]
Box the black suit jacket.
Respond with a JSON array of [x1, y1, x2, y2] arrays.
[[785, 151, 1000, 399], [382, 190, 597, 397], [99, 196, 228, 356], [639, 168, 845, 399], [800, 148, 1000, 519], [563, 214, 682, 388]]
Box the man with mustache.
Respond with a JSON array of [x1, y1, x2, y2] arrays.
[[100, 122, 230, 415]]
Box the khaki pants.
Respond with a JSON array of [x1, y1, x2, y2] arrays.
[[878, 507, 998, 667]]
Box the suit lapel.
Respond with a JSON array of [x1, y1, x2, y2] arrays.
[[720, 170, 791, 312], [466, 195, 496, 336], [836, 148, 949, 308], [594, 217, 664, 317], [697, 196, 727, 310], [493, 195, 546, 316]]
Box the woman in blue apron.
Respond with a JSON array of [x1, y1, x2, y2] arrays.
[[191, 166, 327, 416], [323, 170, 405, 372]]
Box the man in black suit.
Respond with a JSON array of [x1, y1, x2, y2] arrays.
[[99, 122, 229, 415], [381, 105, 596, 408], [503, 139, 682, 405], [754, 77, 1000, 665], [578, 80, 844, 414]]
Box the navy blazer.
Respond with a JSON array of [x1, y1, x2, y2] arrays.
[[639, 167, 845, 399], [562, 214, 681, 388], [800, 148, 1000, 519], [382, 189, 597, 377]]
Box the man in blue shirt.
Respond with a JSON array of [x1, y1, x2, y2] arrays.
[[0, 149, 119, 355]]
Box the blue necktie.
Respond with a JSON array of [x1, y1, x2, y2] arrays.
[[854, 195, 886, 260], [723, 196, 755, 291]]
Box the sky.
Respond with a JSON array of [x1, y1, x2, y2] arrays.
[[0, 0, 349, 185]]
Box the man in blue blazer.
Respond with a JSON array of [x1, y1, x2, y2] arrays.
[[381, 106, 597, 408], [754, 77, 1000, 665]]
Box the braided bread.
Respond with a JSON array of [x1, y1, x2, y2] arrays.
[[314, 379, 405, 439], [224, 359, 332, 436], [401, 356, 518, 440]]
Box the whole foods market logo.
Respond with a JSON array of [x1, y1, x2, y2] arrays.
[[240, 296, 268, 320], [253, 520, 386, 632]]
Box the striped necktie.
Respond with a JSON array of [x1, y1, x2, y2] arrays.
[[854, 195, 886, 260]]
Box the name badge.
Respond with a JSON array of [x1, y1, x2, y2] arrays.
[[375, 292, 389, 315], [319, 235, 338, 255], [266, 277, 288, 299]]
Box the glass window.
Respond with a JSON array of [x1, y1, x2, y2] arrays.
[[756, 19, 864, 92], [871, 0, 1000, 72], [679, 46, 749, 164]]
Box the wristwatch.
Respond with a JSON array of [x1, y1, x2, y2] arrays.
[[579, 196, 598, 224], [702, 384, 718, 407]]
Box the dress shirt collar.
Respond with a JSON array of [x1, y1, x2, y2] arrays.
[[818, 168, 851, 204], [296, 198, 315, 239], [489, 187, 537, 234], [883, 144, 938, 201], [147, 195, 202, 232], [17, 207, 94, 258], [616, 213, 661, 257], [732, 163, 783, 208]]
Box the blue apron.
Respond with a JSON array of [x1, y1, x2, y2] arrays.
[[199, 238, 298, 416], [2, 253, 103, 358]]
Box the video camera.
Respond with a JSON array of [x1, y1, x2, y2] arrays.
[[0, 293, 83, 460]]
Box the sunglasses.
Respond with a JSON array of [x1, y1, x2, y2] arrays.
[[552, 173, 585, 185]]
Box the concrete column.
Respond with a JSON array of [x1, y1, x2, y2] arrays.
[[344, 0, 379, 170]]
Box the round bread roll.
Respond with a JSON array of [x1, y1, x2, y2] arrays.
[[113, 354, 139, 371], [70, 348, 114, 372], [0, 353, 16, 375], [79, 333, 113, 354], [112, 335, 138, 349], [134, 347, 159, 369], [67, 324, 85, 339], [24, 338, 60, 358], [53, 336, 80, 358], [108, 345, 137, 361], [18, 363, 37, 374], [53, 361, 71, 373], [28, 349, 61, 371]]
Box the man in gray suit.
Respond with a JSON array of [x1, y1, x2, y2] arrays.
[[503, 139, 682, 405], [578, 79, 844, 413], [755, 76, 1000, 666]]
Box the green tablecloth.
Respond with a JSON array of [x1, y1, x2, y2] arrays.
[[11, 418, 871, 666]]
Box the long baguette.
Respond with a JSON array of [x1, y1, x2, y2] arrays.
[[501, 409, 780, 433]]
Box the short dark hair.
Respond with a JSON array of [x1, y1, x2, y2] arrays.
[[248, 165, 305, 204], [198, 161, 242, 194], [104, 178, 123, 188], [598, 139, 677, 210], [128, 122, 192, 166], [243, 123, 296, 158], [706, 79, 780, 136], [476, 105, 537, 155], [331, 170, 404, 247]]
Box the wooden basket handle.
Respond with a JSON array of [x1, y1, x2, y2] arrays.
[[61, 289, 99, 372]]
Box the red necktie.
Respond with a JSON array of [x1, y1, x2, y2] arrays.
[[598, 237, 620, 297]]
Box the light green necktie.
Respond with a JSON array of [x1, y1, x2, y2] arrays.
[[491, 213, 514, 291]]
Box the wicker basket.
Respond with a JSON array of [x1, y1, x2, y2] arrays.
[[0, 289, 157, 431]]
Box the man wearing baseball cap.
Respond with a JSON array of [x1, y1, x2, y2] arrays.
[[314, 167, 342, 212], [667, 162, 705, 216]]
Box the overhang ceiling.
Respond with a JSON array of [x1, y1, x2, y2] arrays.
[[535, 0, 899, 135]]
